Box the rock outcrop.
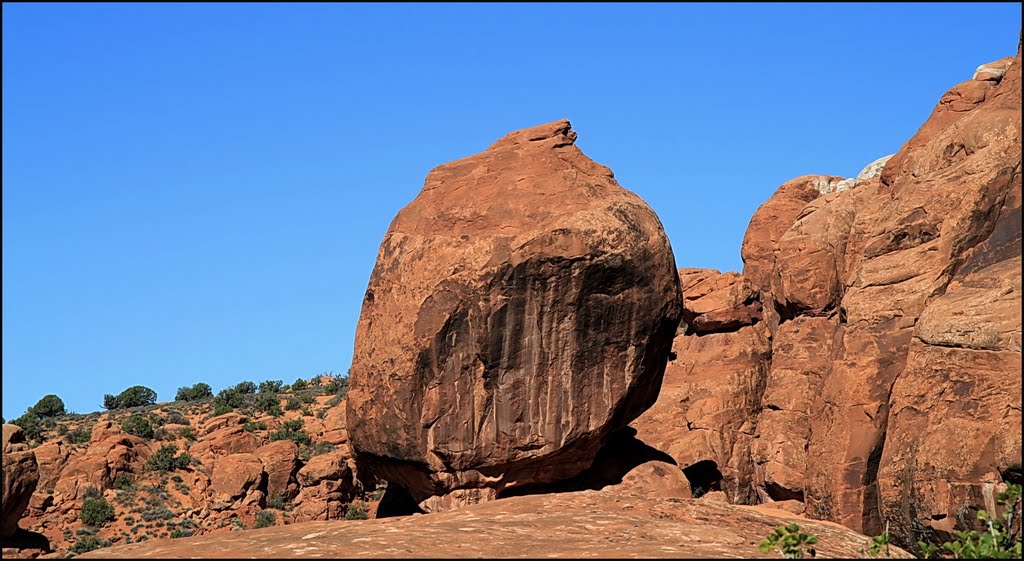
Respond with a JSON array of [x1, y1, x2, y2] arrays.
[[632, 44, 1022, 548], [2, 425, 40, 540], [348, 119, 682, 512], [82, 474, 913, 559]]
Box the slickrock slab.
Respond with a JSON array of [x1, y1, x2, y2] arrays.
[[83, 487, 910, 559]]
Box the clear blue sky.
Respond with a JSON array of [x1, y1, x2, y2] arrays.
[[3, 3, 1021, 418]]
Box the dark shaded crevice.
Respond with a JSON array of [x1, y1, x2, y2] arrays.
[[497, 427, 675, 499], [682, 460, 724, 498], [375, 483, 425, 518], [764, 481, 805, 502], [860, 428, 888, 536]]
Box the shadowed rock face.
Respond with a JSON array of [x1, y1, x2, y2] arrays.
[[632, 42, 1022, 548], [2, 425, 39, 540], [348, 119, 682, 512]]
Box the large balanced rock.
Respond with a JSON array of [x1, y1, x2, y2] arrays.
[[348, 119, 682, 511], [2, 424, 39, 539]]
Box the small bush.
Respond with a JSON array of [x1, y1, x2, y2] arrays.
[[82, 486, 103, 499], [170, 528, 192, 539], [178, 427, 197, 441], [255, 392, 282, 416], [284, 396, 301, 411], [121, 415, 155, 439], [211, 402, 234, 417], [175, 382, 213, 402], [324, 376, 349, 397], [266, 495, 292, 511], [66, 427, 92, 445], [33, 394, 66, 418], [242, 420, 267, 433], [112, 474, 135, 491], [269, 419, 310, 445], [69, 536, 112, 554], [163, 410, 190, 426], [299, 442, 336, 461], [146, 444, 192, 472], [254, 510, 276, 528], [291, 378, 308, 391], [81, 496, 116, 527], [345, 501, 368, 520], [759, 523, 817, 559], [235, 381, 257, 395], [935, 483, 1023, 559], [259, 380, 284, 394]]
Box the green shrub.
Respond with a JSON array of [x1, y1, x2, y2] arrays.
[[258, 380, 284, 394], [299, 392, 316, 404], [235, 381, 257, 394], [33, 394, 66, 418], [163, 410, 189, 426], [81, 496, 116, 527], [178, 427, 197, 441], [121, 415, 155, 439], [146, 444, 192, 472], [103, 385, 158, 410], [242, 420, 267, 433], [175, 382, 213, 402], [170, 528, 192, 539], [254, 510, 276, 528], [255, 392, 282, 416], [266, 495, 291, 511], [867, 522, 891, 557], [324, 376, 349, 397], [66, 427, 92, 445], [69, 536, 112, 554], [211, 402, 234, 417], [284, 396, 301, 411], [299, 442, 336, 461], [291, 378, 308, 391], [345, 501, 368, 520], [82, 485, 102, 499], [112, 474, 135, 491], [935, 483, 1022, 559], [759, 523, 817, 558], [11, 412, 43, 442], [269, 419, 310, 445]]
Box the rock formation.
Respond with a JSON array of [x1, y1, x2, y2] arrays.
[[632, 43, 1022, 548], [2, 425, 40, 539], [348, 119, 682, 512], [81, 469, 913, 559]]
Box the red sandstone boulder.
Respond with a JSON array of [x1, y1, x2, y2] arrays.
[[30, 440, 74, 491], [52, 434, 148, 501], [255, 440, 299, 502], [740, 175, 842, 295], [188, 426, 259, 462], [348, 119, 682, 512], [209, 453, 264, 511], [678, 268, 760, 333], [2, 425, 39, 539]]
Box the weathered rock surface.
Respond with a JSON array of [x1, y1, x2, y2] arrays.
[[632, 40, 1022, 548], [256, 440, 299, 502], [348, 119, 682, 511], [52, 433, 149, 502], [82, 483, 911, 559], [209, 453, 264, 510], [2, 425, 40, 539]]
